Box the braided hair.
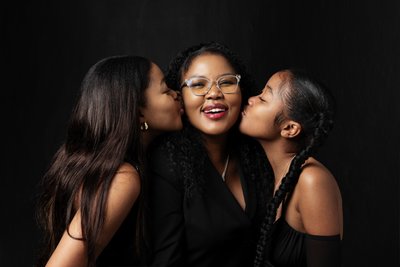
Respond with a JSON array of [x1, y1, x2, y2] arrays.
[[253, 69, 336, 267]]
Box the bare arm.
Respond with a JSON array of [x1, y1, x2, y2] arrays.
[[46, 163, 141, 267]]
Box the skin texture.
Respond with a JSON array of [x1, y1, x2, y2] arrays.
[[181, 53, 245, 209], [182, 54, 242, 137], [240, 72, 286, 141], [240, 71, 343, 237], [45, 62, 183, 267], [141, 63, 183, 136]]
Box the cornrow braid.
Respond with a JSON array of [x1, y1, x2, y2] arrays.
[[254, 108, 334, 267]]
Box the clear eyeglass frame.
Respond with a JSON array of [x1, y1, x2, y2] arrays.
[[180, 74, 241, 96]]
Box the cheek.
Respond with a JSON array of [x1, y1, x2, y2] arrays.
[[227, 94, 242, 114], [234, 95, 242, 108], [147, 97, 173, 118], [182, 92, 202, 112], [244, 107, 268, 132], [146, 97, 181, 129]]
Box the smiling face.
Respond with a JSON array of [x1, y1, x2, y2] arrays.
[[240, 71, 288, 140], [181, 53, 242, 136], [141, 63, 183, 133]]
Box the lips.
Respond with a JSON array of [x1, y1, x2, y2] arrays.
[[241, 106, 248, 117], [202, 103, 228, 119]]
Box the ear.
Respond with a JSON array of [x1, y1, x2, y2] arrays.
[[280, 120, 301, 139]]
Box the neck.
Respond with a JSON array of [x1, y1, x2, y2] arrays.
[[259, 139, 297, 183], [202, 133, 229, 166]]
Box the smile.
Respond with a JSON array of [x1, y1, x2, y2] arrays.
[[204, 108, 226, 114], [202, 104, 228, 119]]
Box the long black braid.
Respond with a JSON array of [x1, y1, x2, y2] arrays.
[[253, 69, 335, 267]]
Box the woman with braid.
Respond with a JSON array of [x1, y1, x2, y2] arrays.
[[240, 69, 343, 267]]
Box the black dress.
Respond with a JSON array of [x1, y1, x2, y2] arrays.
[[148, 140, 259, 267], [96, 202, 142, 267], [269, 207, 341, 267]]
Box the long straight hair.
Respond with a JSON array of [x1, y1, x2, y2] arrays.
[[36, 55, 151, 267]]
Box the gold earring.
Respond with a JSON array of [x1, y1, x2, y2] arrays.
[[140, 121, 149, 131]]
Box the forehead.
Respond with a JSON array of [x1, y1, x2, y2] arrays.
[[183, 53, 234, 78], [150, 63, 163, 78], [266, 71, 289, 91], [146, 63, 165, 94]]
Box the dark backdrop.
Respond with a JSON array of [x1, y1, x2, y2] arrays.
[[3, 1, 399, 266]]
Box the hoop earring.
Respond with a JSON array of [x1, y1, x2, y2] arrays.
[[140, 121, 149, 131]]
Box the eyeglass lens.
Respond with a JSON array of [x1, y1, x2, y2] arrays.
[[188, 75, 239, 95]]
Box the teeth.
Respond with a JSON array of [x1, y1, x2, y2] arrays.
[[205, 108, 225, 113]]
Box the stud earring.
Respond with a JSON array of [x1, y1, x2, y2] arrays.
[[140, 122, 149, 131]]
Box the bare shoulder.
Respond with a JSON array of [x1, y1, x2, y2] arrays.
[[297, 157, 340, 196], [111, 162, 141, 199], [93, 162, 141, 254], [295, 157, 343, 236]]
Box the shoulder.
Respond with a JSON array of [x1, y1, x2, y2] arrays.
[[110, 162, 141, 203], [296, 158, 340, 197], [294, 157, 342, 236], [90, 163, 141, 252]]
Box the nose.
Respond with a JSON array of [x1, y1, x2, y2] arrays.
[[248, 96, 256, 105], [205, 82, 223, 99]]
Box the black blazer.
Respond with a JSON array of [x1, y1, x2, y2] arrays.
[[148, 144, 258, 267]]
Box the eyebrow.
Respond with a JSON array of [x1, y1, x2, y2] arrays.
[[186, 73, 236, 80]]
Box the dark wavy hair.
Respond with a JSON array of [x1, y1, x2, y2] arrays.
[[253, 69, 336, 267], [162, 41, 273, 226], [36, 55, 151, 267], [166, 41, 257, 105]]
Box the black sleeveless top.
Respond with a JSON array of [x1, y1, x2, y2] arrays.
[[96, 202, 142, 267], [270, 218, 307, 266], [269, 210, 341, 267]]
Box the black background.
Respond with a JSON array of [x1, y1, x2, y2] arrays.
[[3, 1, 399, 266]]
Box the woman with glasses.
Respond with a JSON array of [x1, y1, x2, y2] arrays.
[[240, 70, 342, 267], [36, 55, 183, 267], [148, 42, 271, 267]]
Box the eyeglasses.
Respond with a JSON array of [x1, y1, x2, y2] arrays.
[[180, 74, 241, 96]]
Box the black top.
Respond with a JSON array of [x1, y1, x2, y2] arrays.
[[148, 142, 259, 267], [96, 202, 141, 267], [269, 216, 341, 267]]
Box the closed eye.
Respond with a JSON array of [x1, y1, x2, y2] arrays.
[[167, 89, 177, 96], [219, 80, 235, 86], [190, 82, 206, 88], [259, 96, 266, 102]]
